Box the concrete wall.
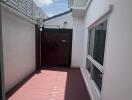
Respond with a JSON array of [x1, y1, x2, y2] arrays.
[[79, 0, 132, 100], [1, 7, 36, 92], [44, 13, 73, 29]]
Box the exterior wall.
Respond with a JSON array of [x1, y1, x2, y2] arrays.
[[101, 1, 132, 100], [79, 0, 132, 100], [72, 16, 84, 67], [44, 13, 73, 29], [1, 7, 36, 92]]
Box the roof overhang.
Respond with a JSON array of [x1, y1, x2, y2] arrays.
[[43, 9, 72, 22]]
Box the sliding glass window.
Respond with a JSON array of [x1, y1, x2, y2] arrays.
[[93, 22, 107, 65], [86, 21, 107, 92]]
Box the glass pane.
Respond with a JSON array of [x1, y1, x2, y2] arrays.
[[93, 21, 107, 65], [92, 64, 103, 91], [88, 28, 95, 57], [86, 58, 91, 73]]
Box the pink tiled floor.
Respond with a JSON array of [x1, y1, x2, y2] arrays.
[[7, 67, 91, 100]]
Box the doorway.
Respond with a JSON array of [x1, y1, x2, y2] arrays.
[[41, 28, 72, 67]]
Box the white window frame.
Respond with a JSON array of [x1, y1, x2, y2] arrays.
[[86, 19, 108, 94]]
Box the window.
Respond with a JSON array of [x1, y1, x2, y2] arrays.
[[88, 28, 95, 57], [92, 65, 103, 91], [86, 21, 107, 92], [93, 23, 107, 65], [86, 59, 92, 73], [88, 21, 107, 65]]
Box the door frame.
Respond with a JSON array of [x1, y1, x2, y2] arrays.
[[0, 4, 6, 100], [42, 28, 73, 67]]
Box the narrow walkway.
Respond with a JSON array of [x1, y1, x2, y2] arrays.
[[7, 67, 91, 100]]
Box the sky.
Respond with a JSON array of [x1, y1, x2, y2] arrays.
[[33, 0, 69, 17]]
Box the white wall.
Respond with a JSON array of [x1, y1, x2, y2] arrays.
[[72, 16, 84, 67], [101, 1, 132, 100], [79, 0, 132, 100], [44, 13, 73, 29], [1, 7, 36, 92]]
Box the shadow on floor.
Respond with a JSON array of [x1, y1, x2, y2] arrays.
[[7, 67, 91, 100]]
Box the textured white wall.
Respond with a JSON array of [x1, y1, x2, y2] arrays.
[[80, 0, 132, 100], [1, 8, 36, 92], [44, 13, 73, 29]]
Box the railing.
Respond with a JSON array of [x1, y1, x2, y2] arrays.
[[1, 0, 46, 21], [69, 0, 88, 8]]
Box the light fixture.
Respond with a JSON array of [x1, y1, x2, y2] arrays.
[[63, 21, 68, 29]]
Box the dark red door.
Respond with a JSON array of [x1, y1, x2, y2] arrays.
[[41, 29, 72, 67]]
